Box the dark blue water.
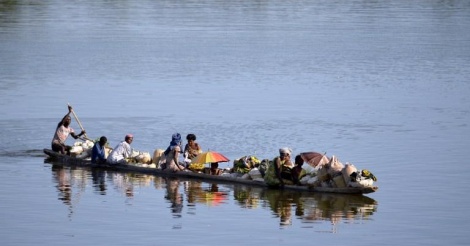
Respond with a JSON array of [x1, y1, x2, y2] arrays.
[[1, 0, 469, 245]]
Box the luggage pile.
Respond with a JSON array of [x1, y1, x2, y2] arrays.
[[69, 140, 95, 159], [299, 156, 377, 189]]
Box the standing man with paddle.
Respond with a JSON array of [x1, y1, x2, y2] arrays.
[[51, 105, 86, 155]]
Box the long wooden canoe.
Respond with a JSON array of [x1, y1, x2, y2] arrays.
[[43, 149, 378, 194]]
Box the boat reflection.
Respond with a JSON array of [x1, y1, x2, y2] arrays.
[[49, 164, 377, 227], [232, 185, 377, 228]]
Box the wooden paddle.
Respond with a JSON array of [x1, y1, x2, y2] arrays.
[[67, 104, 114, 154], [67, 103, 88, 139]]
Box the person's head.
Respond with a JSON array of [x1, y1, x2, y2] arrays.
[[294, 155, 304, 167], [171, 133, 182, 146], [211, 162, 219, 169], [186, 133, 196, 143], [125, 134, 133, 144], [279, 147, 292, 160], [62, 116, 72, 127], [99, 136, 107, 146]]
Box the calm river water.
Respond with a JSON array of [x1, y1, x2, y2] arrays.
[[1, 0, 469, 245]]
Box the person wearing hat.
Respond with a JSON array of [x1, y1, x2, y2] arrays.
[[107, 134, 133, 165], [163, 133, 186, 172], [91, 136, 108, 164], [264, 147, 294, 187]]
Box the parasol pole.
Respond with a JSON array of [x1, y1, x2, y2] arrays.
[[67, 103, 88, 139]]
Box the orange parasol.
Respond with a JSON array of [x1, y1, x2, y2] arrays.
[[191, 151, 230, 164]]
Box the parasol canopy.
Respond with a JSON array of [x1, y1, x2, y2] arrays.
[[300, 151, 329, 167], [191, 151, 230, 164]]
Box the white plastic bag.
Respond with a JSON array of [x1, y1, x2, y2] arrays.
[[248, 168, 262, 180]]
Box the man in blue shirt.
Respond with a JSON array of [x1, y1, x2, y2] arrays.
[[92, 136, 108, 164]]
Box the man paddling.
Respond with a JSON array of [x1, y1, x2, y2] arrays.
[[51, 105, 86, 155]]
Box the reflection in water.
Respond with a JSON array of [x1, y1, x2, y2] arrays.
[[51, 165, 72, 206], [91, 169, 106, 195], [184, 181, 228, 208], [297, 193, 377, 233], [48, 164, 377, 228], [51, 165, 87, 219], [233, 186, 262, 209], [164, 178, 184, 217], [233, 186, 377, 229], [50, 164, 159, 211], [110, 173, 135, 198], [264, 189, 304, 226], [301, 193, 376, 232]]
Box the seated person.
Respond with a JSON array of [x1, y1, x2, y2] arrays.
[[184, 133, 202, 160], [163, 133, 186, 172], [184, 134, 203, 169], [277, 149, 294, 182], [210, 162, 223, 175], [107, 134, 133, 165], [92, 136, 108, 164], [264, 147, 294, 187], [291, 155, 307, 185]]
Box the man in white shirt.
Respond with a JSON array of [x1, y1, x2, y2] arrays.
[[107, 134, 133, 164]]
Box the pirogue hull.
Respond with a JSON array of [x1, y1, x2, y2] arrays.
[[43, 149, 378, 194]]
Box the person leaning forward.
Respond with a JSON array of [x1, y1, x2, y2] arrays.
[[51, 105, 86, 155], [275, 147, 294, 187], [264, 147, 294, 188], [163, 133, 186, 172], [107, 134, 133, 165]]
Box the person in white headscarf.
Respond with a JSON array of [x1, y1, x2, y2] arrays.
[[264, 147, 294, 187], [279, 148, 293, 163]]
